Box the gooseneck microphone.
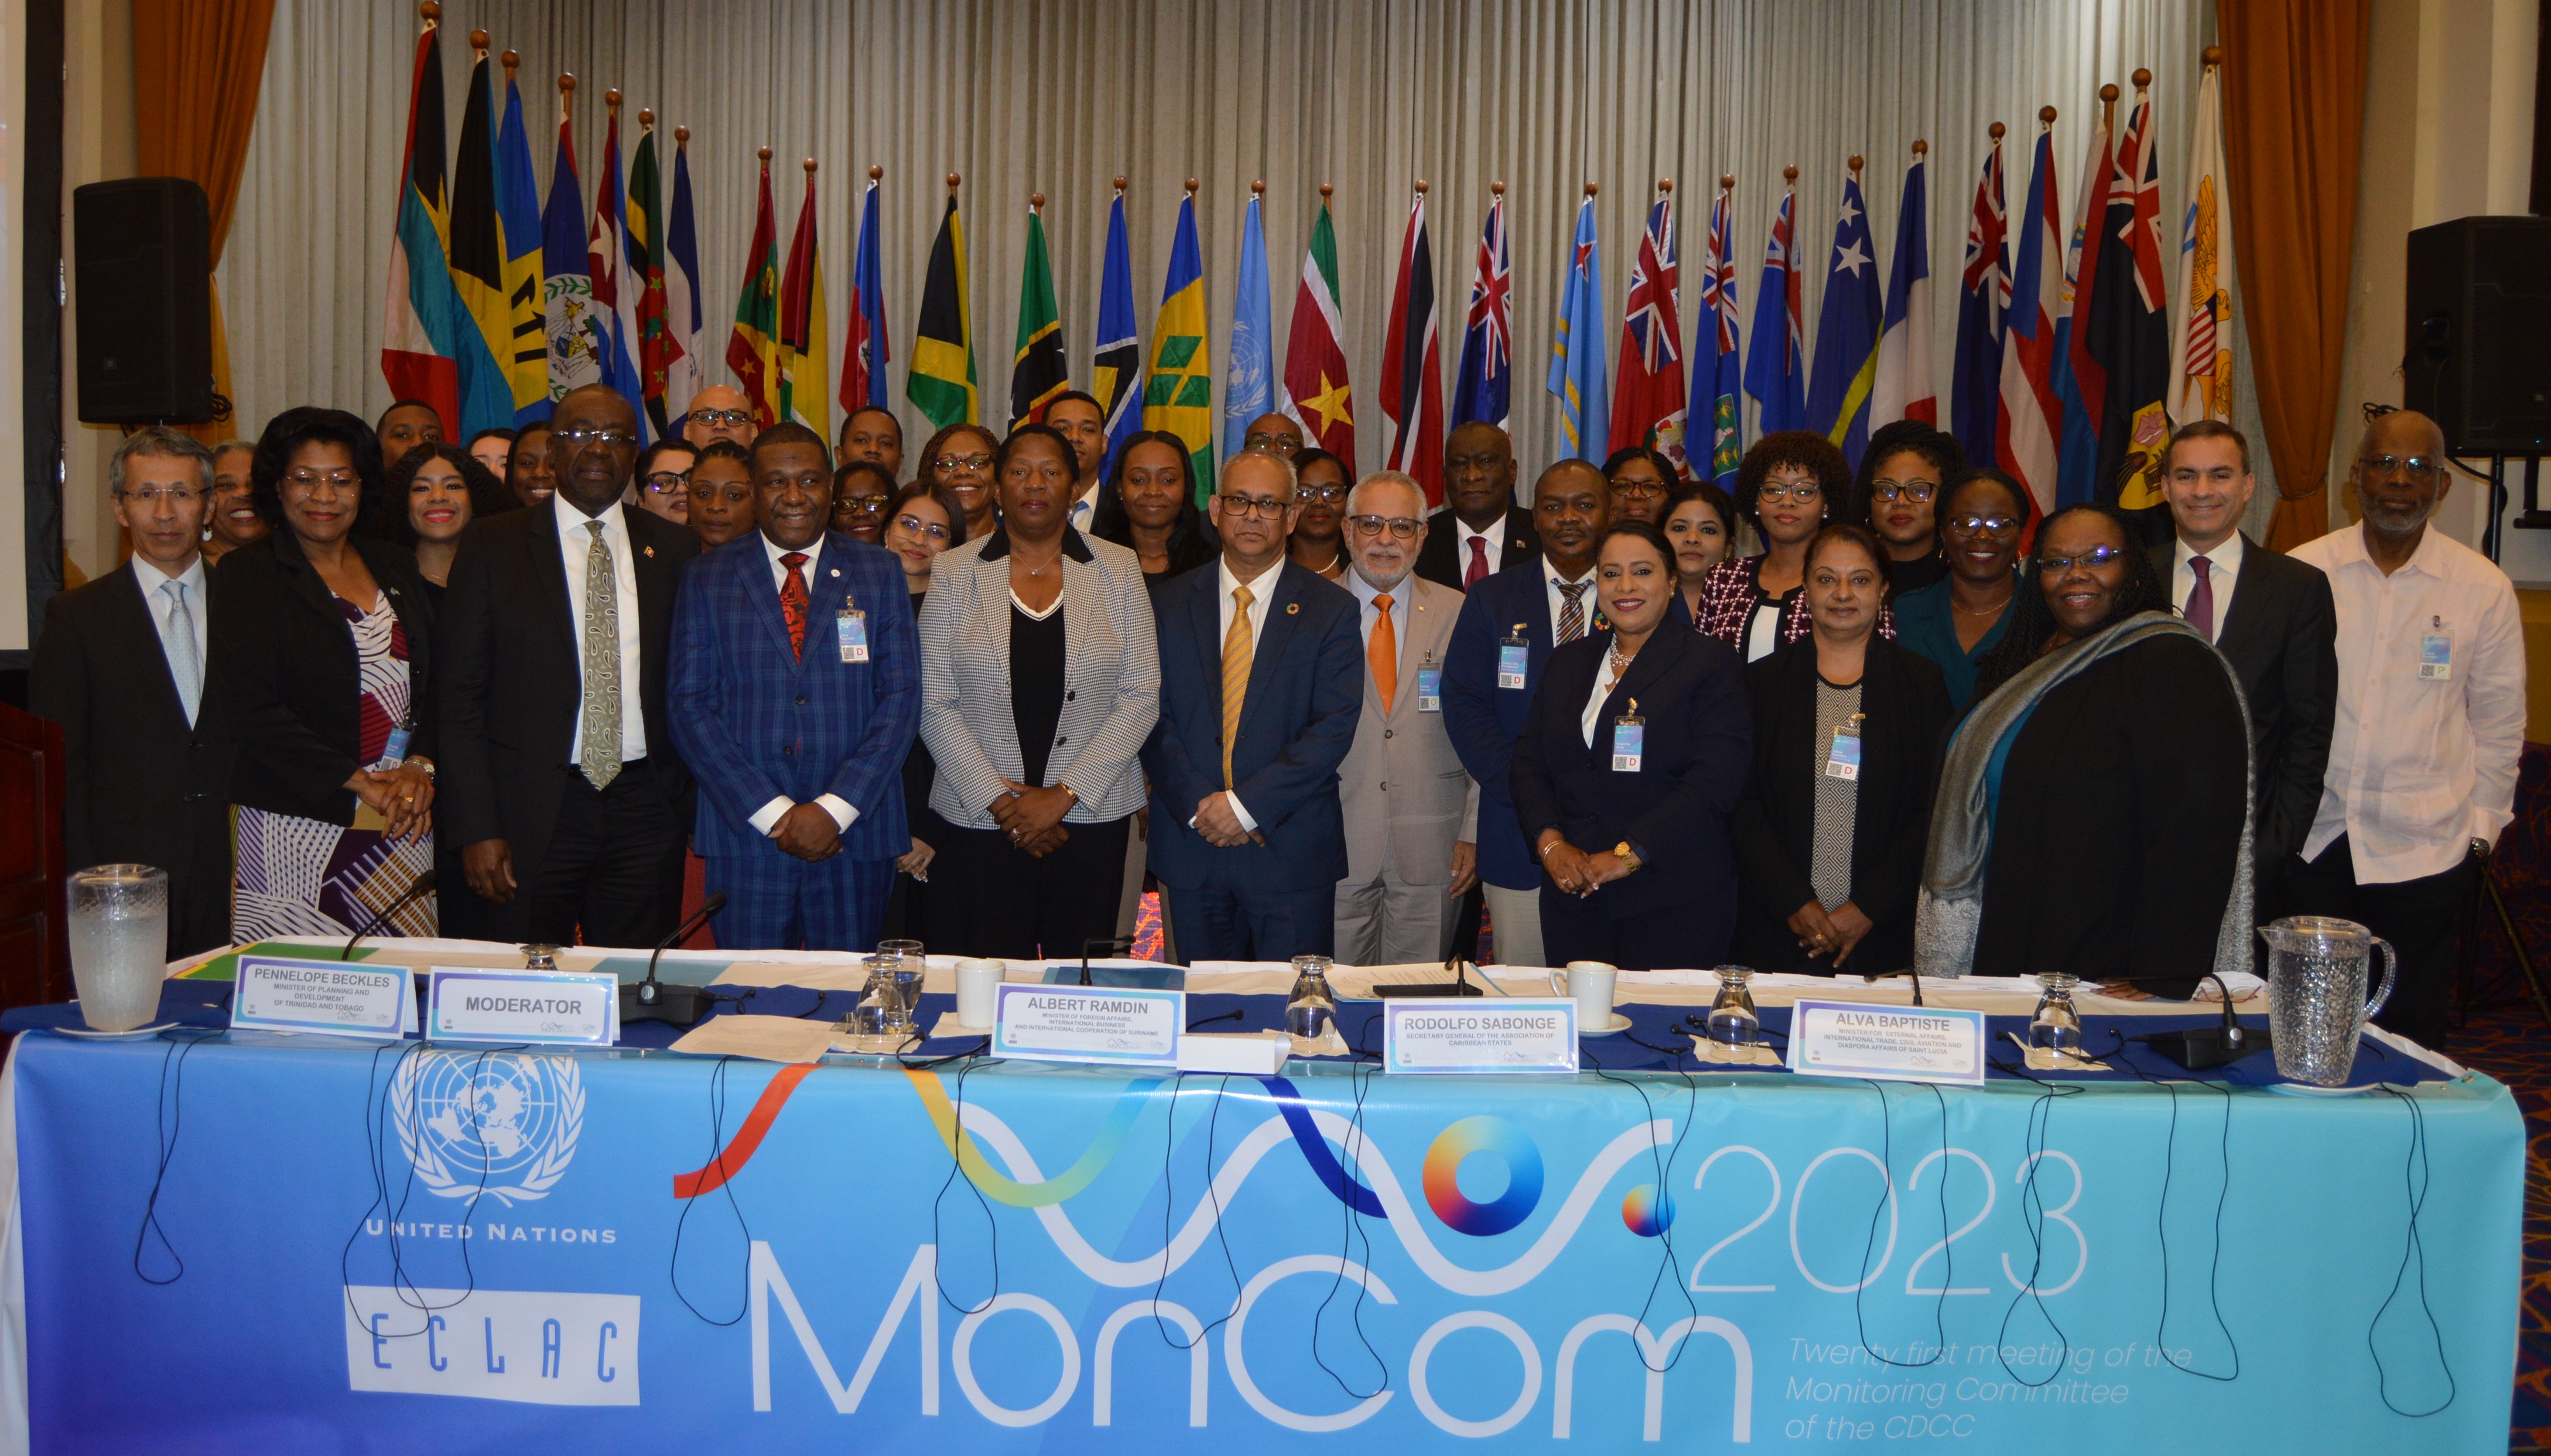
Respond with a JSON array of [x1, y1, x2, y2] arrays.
[[1079, 936, 1135, 986], [622, 892, 729, 1027], [344, 869, 437, 960]]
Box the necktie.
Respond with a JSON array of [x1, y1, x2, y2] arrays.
[[1464, 536, 1489, 588], [780, 551, 811, 659], [1220, 585, 1254, 788], [160, 580, 201, 727], [580, 520, 623, 789], [1556, 580, 1591, 644], [1369, 593, 1398, 709], [2187, 554, 2215, 641]]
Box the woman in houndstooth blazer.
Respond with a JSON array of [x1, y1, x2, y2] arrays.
[[916, 424, 1161, 960]]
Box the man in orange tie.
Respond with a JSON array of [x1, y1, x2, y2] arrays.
[[1332, 471, 1479, 965]]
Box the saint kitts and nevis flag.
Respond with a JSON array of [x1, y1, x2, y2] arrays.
[[726, 153, 782, 429], [909, 185, 979, 429], [1144, 189, 1215, 503], [1379, 187, 1444, 502], [380, 10, 491, 437], [1008, 199, 1069, 427], [1283, 187, 1356, 469], [777, 162, 830, 434], [1691, 179, 1743, 485], [1805, 166, 1882, 466], [1610, 187, 1688, 475], [1449, 188, 1511, 433]]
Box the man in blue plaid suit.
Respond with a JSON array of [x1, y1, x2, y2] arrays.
[[668, 424, 920, 950]]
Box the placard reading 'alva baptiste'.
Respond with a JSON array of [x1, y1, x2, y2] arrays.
[[1383, 998, 1580, 1074], [991, 984, 1183, 1067], [1787, 998, 1988, 1085]]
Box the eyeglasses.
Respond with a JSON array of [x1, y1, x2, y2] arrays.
[[282, 471, 359, 494], [641, 472, 688, 495], [1298, 484, 1348, 504], [690, 408, 753, 428], [1945, 513, 2022, 536], [1215, 492, 1291, 520], [1870, 481, 1937, 503], [2357, 454, 2443, 484], [1757, 480, 1823, 503], [118, 485, 203, 506], [1348, 514, 1423, 540], [554, 428, 640, 451], [2038, 545, 2132, 573], [1609, 478, 1667, 499], [893, 512, 952, 542], [836, 492, 891, 512], [933, 453, 994, 473], [1243, 430, 1301, 451]]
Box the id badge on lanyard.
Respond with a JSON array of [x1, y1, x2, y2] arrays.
[[1497, 625, 1529, 690], [1417, 660, 1443, 712], [1612, 699, 1644, 772], [380, 720, 413, 768], [2419, 616, 2452, 681], [1826, 712, 1865, 781], [837, 599, 870, 664]]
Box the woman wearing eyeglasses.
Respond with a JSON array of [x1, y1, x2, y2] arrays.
[[1602, 445, 1677, 526], [209, 406, 440, 942], [1916, 502, 2251, 993], [1859, 420, 1964, 594], [919, 422, 1002, 542], [876, 480, 970, 939], [1693, 432, 1889, 662], [917, 424, 1161, 958], [628, 439, 695, 525], [832, 461, 895, 543], [1892, 468, 2027, 711], [1288, 448, 1352, 580], [1090, 430, 1216, 605]]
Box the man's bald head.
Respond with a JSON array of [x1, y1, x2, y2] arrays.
[[1241, 413, 1305, 457], [2351, 408, 2453, 544], [685, 385, 755, 448]]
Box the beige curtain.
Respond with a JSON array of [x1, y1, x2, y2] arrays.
[[221, 0, 2220, 481]]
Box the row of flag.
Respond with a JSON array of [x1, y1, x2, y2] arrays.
[[380, 9, 2232, 516]]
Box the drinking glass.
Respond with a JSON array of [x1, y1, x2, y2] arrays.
[[1705, 967, 1760, 1047], [2029, 972, 2084, 1060], [1285, 956, 1336, 1040], [877, 939, 926, 1022], [862, 952, 921, 1035]]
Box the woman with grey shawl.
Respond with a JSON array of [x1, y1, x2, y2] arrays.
[[1913, 503, 2254, 996]]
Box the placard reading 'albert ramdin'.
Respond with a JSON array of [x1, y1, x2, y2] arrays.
[[1384, 997, 1581, 1074], [991, 984, 1184, 1067]]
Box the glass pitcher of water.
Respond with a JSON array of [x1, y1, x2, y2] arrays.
[[2261, 916, 2397, 1087]]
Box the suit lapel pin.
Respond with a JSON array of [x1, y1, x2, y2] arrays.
[[1286, 602, 1301, 615], [830, 567, 840, 577], [643, 544, 656, 559]]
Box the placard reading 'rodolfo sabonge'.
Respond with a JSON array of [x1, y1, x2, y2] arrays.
[[1383, 998, 1579, 1074]]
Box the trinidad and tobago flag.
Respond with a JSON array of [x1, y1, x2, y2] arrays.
[[1379, 187, 1445, 503]]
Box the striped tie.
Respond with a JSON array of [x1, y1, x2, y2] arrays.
[[1220, 585, 1254, 787], [1557, 580, 1591, 643]]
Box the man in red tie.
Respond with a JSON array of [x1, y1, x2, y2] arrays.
[[1415, 422, 1541, 592], [666, 423, 921, 950]]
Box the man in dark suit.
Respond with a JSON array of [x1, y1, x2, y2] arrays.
[[1442, 460, 1611, 967], [1143, 450, 1362, 961], [31, 429, 234, 955], [668, 423, 918, 950], [2150, 420, 2338, 919], [438, 384, 702, 948], [1415, 423, 1541, 591]]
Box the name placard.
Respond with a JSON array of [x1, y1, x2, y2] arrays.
[[1787, 999, 1987, 1086], [1383, 998, 1579, 1075], [427, 969, 618, 1047], [232, 956, 414, 1042], [991, 984, 1182, 1067]]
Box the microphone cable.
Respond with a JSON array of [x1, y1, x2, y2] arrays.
[[666, 1054, 755, 1327], [2101, 1028, 2240, 1384], [1853, 1080, 1952, 1372], [132, 1026, 221, 1285], [1984, 1045, 2085, 1388], [1309, 1014, 1391, 1404], [1143, 1073, 1248, 1354], [1582, 1030, 1707, 1375], [2369, 1084, 2456, 1417]]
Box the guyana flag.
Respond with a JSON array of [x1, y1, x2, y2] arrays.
[[444, 42, 518, 436], [778, 163, 831, 434], [1008, 203, 1068, 427], [908, 192, 977, 427], [726, 155, 782, 429], [1143, 191, 1214, 503]]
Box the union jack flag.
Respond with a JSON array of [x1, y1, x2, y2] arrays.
[[1450, 192, 1512, 430]]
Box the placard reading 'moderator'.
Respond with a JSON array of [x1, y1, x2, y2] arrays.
[[231, 956, 414, 1042], [1787, 998, 1986, 1086], [991, 984, 1182, 1067], [427, 969, 617, 1047], [1384, 998, 1579, 1074]]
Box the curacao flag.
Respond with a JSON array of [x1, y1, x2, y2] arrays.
[[1805, 166, 1882, 465], [1143, 189, 1215, 503]]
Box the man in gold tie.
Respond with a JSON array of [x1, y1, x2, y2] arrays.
[[1141, 450, 1363, 961]]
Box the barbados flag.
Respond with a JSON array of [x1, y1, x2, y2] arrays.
[[1143, 190, 1214, 502], [492, 57, 550, 423]]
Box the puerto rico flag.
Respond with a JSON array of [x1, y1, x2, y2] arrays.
[[1609, 191, 1690, 474]]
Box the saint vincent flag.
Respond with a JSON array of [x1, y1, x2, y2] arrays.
[[627, 122, 672, 437], [443, 43, 515, 436], [908, 192, 978, 429], [778, 164, 830, 434], [492, 61, 549, 423], [726, 155, 781, 429], [1144, 192, 1215, 503], [1009, 203, 1068, 426]]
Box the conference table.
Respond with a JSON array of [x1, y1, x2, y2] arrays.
[[0, 937, 2521, 1454]]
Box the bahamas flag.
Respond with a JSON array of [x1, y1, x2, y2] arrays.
[[379, 12, 469, 434], [1545, 193, 1607, 463], [492, 57, 549, 423], [726, 153, 781, 428], [446, 43, 518, 436], [1009, 200, 1069, 427], [778, 161, 830, 434], [908, 187, 978, 429], [1143, 190, 1214, 501]]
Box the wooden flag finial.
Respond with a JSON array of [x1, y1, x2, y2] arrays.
[[1252, 179, 1266, 197], [1988, 122, 2006, 141], [1414, 179, 1429, 196], [2203, 44, 2223, 68], [419, 2, 440, 25], [1658, 177, 1673, 194], [2133, 67, 2152, 88], [1489, 180, 1504, 197], [604, 88, 621, 111], [558, 73, 575, 95], [1911, 139, 1927, 156], [675, 126, 689, 145], [948, 172, 963, 192], [1720, 173, 1735, 191], [1114, 174, 1128, 193], [1322, 182, 1336, 199], [757, 146, 772, 165], [1030, 191, 1045, 210], [501, 49, 518, 75], [868, 164, 883, 181], [1847, 155, 1863, 174], [468, 28, 488, 53], [2039, 105, 2057, 126], [1781, 165, 1798, 183], [803, 157, 817, 176], [1584, 180, 1599, 197], [638, 108, 654, 129]]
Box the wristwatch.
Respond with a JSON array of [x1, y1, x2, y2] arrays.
[[1613, 841, 1643, 874], [409, 756, 436, 779]]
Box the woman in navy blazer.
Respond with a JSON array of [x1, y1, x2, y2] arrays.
[[1511, 522, 1752, 971]]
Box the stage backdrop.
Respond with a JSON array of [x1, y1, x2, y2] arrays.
[[216, 0, 2265, 504]]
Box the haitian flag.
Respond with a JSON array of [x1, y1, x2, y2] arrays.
[[1449, 188, 1512, 432], [2087, 83, 2172, 514], [1869, 148, 1934, 429], [1998, 118, 2066, 515], [1608, 190, 1688, 474], [1283, 189, 1356, 469], [1690, 180, 1743, 485], [1804, 167, 1882, 466], [1379, 187, 1445, 502], [842, 169, 890, 416], [1948, 131, 2009, 468], [1742, 178, 1804, 435]]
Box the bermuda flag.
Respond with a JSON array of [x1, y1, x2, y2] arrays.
[[1608, 189, 1690, 474], [1282, 189, 1356, 469], [1449, 189, 1512, 431], [1689, 180, 1743, 485], [1998, 118, 2066, 513], [2053, 104, 2115, 508], [1742, 178, 1805, 434], [1949, 130, 2010, 467], [1870, 147, 1936, 427], [1379, 187, 1445, 503], [842, 170, 890, 414]]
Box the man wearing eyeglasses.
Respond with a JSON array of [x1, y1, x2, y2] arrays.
[[1142, 450, 1362, 961], [2287, 409, 2526, 1047], [1331, 471, 1479, 965], [1417, 423, 1541, 591], [682, 385, 758, 450], [30, 428, 236, 956], [2148, 420, 2337, 923], [439, 384, 703, 949]]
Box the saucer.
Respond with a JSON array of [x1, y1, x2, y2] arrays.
[[50, 1022, 178, 1041], [1583, 1012, 1633, 1036]]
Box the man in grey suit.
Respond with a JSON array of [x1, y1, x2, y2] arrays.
[[1332, 471, 1479, 965]]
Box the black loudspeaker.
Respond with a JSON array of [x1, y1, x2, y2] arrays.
[[73, 177, 214, 424], [2404, 215, 2551, 454]]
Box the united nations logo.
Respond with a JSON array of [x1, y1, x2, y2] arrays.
[[391, 1051, 584, 1207]]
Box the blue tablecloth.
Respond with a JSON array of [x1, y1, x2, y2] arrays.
[[0, 972, 2521, 1454]]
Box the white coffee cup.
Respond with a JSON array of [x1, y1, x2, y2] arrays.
[[1548, 961, 1618, 1030], [955, 958, 1005, 1030]]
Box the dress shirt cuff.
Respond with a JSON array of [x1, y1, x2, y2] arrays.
[[815, 794, 859, 833], [748, 797, 794, 836], [1227, 793, 1258, 834]]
